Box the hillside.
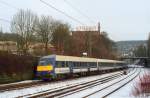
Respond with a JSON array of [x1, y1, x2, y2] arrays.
[[116, 40, 147, 56]]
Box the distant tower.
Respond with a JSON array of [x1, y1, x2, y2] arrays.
[[98, 22, 101, 34]]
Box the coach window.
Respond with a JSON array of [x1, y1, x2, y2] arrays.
[[80, 62, 84, 68], [80, 62, 83, 67], [91, 62, 93, 67], [90, 62, 93, 67], [77, 62, 79, 67], [88, 62, 91, 67], [109, 63, 112, 67], [104, 63, 107, 66], [84, 62, 86, 67], [73, 62, 75, 67], [56, 61, 61, 68], [98, 62, 101, 66], [87, 62, 90, 67], [73, 62, 76, 67], [105, 63, 107, 66], [75, 62, 78, 67], [91, 62, 95, 67], [94, 62, 97, 67], [68, 61, 72, 67], [103, 63, 107, 67], [72, 62, 75, 67], [91, 62, 94, 67], [65, 61, 68, 67], [74, 62, 77, 67], [78, 62, 80, 67], [82, 62, 85, 67], [76, 62, 78, 67], [66, 61, 69, 67], [61, 61, 65, 67]]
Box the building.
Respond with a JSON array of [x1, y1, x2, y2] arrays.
[[70, 23, 101, 57], [71, 23, 101, 42]]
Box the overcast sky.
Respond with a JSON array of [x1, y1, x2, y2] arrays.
[[0, 0, 149, 41]]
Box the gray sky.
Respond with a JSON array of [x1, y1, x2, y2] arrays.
[[0, 0, 149, 41]]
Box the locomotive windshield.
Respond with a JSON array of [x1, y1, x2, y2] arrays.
[[39, 58, 54, 66], [39, 61, 47, 65]]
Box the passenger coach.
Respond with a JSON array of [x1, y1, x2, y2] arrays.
[[36, 55, 126, 79]]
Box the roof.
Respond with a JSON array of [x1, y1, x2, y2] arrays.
[[42, 55, 125, 63], [56, 55, 97, 62]]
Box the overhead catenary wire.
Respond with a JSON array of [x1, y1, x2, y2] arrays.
[[0, 1, 18, 24], [0, 0, 19, 10], [0, 0, 85, 25], [0, 1, 18, 25], [40, 0, 85, 25], [0, 18, 11, 23], [64, 0, 95, 24], [0, 18, 11, 33]]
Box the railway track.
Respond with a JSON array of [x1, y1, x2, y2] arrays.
[[82, 68, 140, 98], [0, 69, 127, 93], [84, 68, 140, 98], [0, 77, 82, 92], [23, 68, 137, 98], [22, 70, 126, 98], [51, 68, 138, 98], [100, 72, 140, 98]]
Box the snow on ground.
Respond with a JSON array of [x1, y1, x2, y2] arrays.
[[61, 68, 138, 98], [0, 71, 123, 98], [87, 68, 140, 98], [107, 68, 149, 98], [0, 80, 41, 87]]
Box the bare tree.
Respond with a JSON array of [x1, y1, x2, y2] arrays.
[[11, 9, 38, 54], [36, 16, 54, 55], [133, 45, 147, 57], [0, 26, 2, 34], [51, 21, 71, 55]]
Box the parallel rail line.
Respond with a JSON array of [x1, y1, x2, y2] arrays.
[[83, 68, 139, 98], [0, 69, 126, 93], [101, 69, 140, 98], [23, 71, 125, 98]]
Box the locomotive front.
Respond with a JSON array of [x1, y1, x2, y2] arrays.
[[36, 57, 55, 80]]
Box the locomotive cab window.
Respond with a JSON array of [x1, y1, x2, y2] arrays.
[[39, 58, 54, 66]]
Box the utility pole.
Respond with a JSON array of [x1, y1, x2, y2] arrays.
[[98, 22, 101, 34], [89, 30, 92, 57]]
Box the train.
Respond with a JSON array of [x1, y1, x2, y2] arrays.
[[36, 54, 127, 80]]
